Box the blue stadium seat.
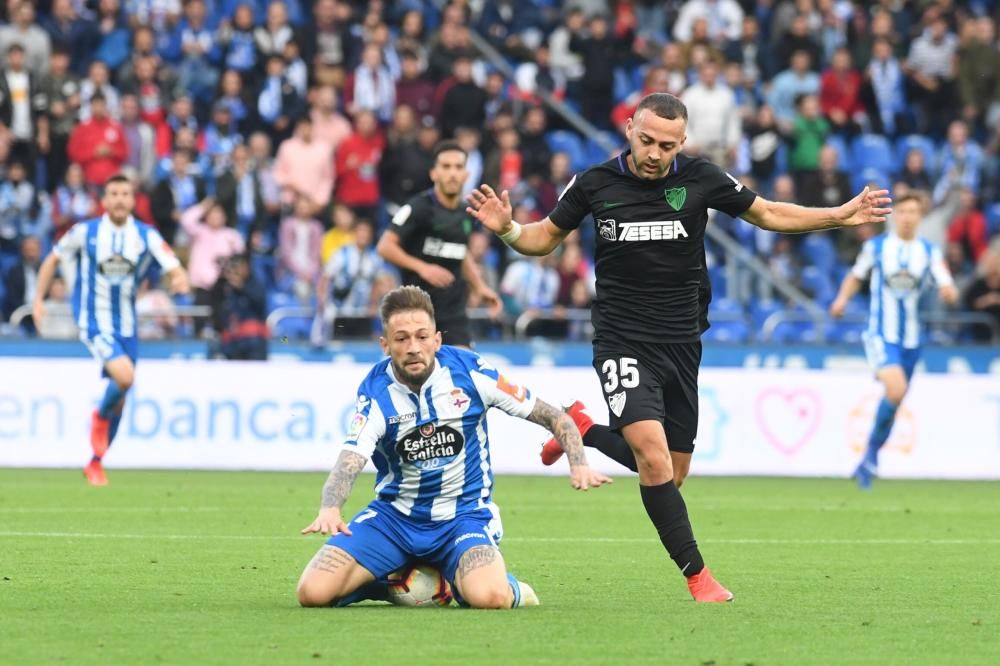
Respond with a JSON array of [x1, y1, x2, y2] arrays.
[[703, 320, 750, 343], [799, 266, 835, 305], [801, 233, 838, 274], [824, 135, 852, 172], [828, 319, 866, 345], [585, 131, 624, 165], [707, 266, 727, 298], [613, 67, 634, 103], [850, 134, 895, 173], [709, 297, 744, 316], [895, 135, 937, 176], [545, 130, 588, 172], [985, 203, 1000, 238], [852, 167, 892, 193], [273, 316, 312, 341], [266, 289, 295, 314], [750, 299, 783, 330]]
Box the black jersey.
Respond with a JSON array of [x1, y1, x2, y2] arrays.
[[549, 152, 757, 343], [389, 189, 474, 319]]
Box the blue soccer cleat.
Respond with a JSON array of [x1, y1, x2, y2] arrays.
[[853, 461, 877, 490]]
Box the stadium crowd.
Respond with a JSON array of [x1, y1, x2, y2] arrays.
[[1, 0, 999, 348]]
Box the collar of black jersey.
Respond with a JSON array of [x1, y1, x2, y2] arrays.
[[616, 149, 680, 182]]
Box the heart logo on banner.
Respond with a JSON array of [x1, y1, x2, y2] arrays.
[[755, 388, 823, 456]]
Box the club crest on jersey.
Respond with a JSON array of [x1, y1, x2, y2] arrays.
[[664, 187, 687, 211], [397, 423, 464, 466], [609, 391, 627, 417], [597, 218, 617, 241], [450, 389, 470, 411]]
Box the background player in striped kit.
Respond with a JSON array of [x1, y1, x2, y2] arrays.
[[831, 191, 958, 489], [31, 175, 190, 485], [297, 286, 609, 609]]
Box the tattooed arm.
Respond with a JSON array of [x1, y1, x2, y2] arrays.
[[301, 450, 368, 535], [527, 399, 612, 491]]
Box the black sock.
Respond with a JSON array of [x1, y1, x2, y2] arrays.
[[583, 424, 638, 473], [639, 481, 704, 577]]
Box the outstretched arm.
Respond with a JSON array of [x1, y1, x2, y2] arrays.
[[527, 398, 611, 490], [467, 185, 569, 256], [742, 187, 892, 233], [31, 253, 62, 327], [301, 450, 368, 535], [829, 273, 862, 318]]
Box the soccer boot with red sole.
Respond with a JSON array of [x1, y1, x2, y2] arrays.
[[540, 401, 595, 466], [687, 567, 734, 603], [84, 459, 108, 486], [90, 410, 110, 458]]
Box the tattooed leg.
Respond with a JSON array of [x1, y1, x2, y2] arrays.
[[296, 546, 375, 607], [453, 546, 514, 609]]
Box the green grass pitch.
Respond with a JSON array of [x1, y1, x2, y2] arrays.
[[1, 470, 998, 665]]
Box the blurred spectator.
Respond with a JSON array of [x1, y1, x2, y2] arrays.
[[121, 55, 172, 133], [0, 161, 40, 253], [51, 163, 99, 239], [278, 194, 323, 301], [798, 144, 850, 208], [315, 220, 382, 339], [745, 105, 782, 191], [862, 36, 907, 137], [454, 126, 484, 201], [210, 254, 268, 360], [151, 148, 206, 244], [0, 1, 51, 76], [947, 188, 988, 265], [247, 131, 282, 218], [79, 60, 120, 121], [310, 85, 352, 151], [302, 0, 358, 70], [334, 110, 384, 222], [135, 284, 179, 339], [819, 47, 863, 137], [484, 126, 522, 192], [320, 203, 355, 266], [396, 49, 436, 123], [570, 13, 620, 129], [199, 102, 241, 177], [39, 46, 81, 187], [536, 152, 573, 213], [904, 14, 956, 137], [673, 0, 743, 44], [178, 197, 245, 312], [774, 12, 822, 73], [254, 0, 295, 61], [273, 115, 335, 210], [788, 94, 829, 173], [963, 251, 1000, 343], [957, 17, 1000, 134], [256, 54, 305, 145], [349, 41, 395, 124], [1, 43, 49, 170], [555, 243, 593, 307], [466, 230, 499, 300], [519, 107, 552, 180], [122, 166, 154, 225], [933, 120, 983, 204], [216, 144, 266, 240], [897, 148, 933, 192], [769, 50, 820, 131], [725, 15, 772, 84], [437, 55, 488, 139], [1, 235, 41, 324], [119, 94, 156, 186], [612, 66, 670, 133], [94, 0, 131, 72], [380, 105, 433, 212], [548, 7, 585, 93], [34, 275, 76, 338], [214, 69, 252, 135], [42, 0, 99, 75], [175, 0, 219, 104], [500, 254, 559, 330], [215, 3, 258, 76], [682, 60, 740, 168]]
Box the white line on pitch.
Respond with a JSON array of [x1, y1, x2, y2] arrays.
[[0, 531, 998, 546]]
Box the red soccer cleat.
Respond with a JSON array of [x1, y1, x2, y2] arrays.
[[84, 459, 108, 486], [540, 401, 595, 466], [686, 567, 734, 603], [90, 410, 110, 458]]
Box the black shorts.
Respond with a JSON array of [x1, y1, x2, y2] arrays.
[[592, 339, 702, 453], [437, 315, 472, 347]]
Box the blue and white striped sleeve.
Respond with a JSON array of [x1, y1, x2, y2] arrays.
[[344, 391, 386, 459], [469, 358, 537, 419], [52, 223, 87, 259], [851, 240, 875, 280], [145, 227, 181, 272]]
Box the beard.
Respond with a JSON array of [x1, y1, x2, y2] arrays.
[[393, 357, 435, 388]]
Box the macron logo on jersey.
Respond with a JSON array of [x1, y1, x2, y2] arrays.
[[597, 218, 689, 242]]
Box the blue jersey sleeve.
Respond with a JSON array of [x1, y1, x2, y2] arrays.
[[344, 382, 387, 460]]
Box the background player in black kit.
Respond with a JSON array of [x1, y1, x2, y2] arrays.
[[467, 93, 891, 602], [377, 141, 501, 347]]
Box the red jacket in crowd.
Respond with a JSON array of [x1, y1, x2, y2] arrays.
[[334, 132, 384, 208], [67, 118, 129, 186], [819, 69, 864, 120]]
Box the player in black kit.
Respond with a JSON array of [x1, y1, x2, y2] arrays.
[[377, 141, 501, 347], [467, 93, 891, 602]]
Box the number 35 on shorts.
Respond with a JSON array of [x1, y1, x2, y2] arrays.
[[601, 357, 639, 393]]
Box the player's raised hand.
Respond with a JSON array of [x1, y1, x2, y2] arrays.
[[466, 185, 513, 236], [839, 187, 892, 227], [569, 464, 612, 491], [302, 508, 352, 536]]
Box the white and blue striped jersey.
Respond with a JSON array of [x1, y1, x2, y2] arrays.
[[345, 346, 537, 522], [851, 232, 953, 349], [54, 215, 180, 339]]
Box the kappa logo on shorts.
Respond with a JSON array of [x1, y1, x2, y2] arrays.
[[608, 391, 627, 417]]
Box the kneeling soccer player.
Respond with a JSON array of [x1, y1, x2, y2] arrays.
[[297, 286, 610, 608]]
